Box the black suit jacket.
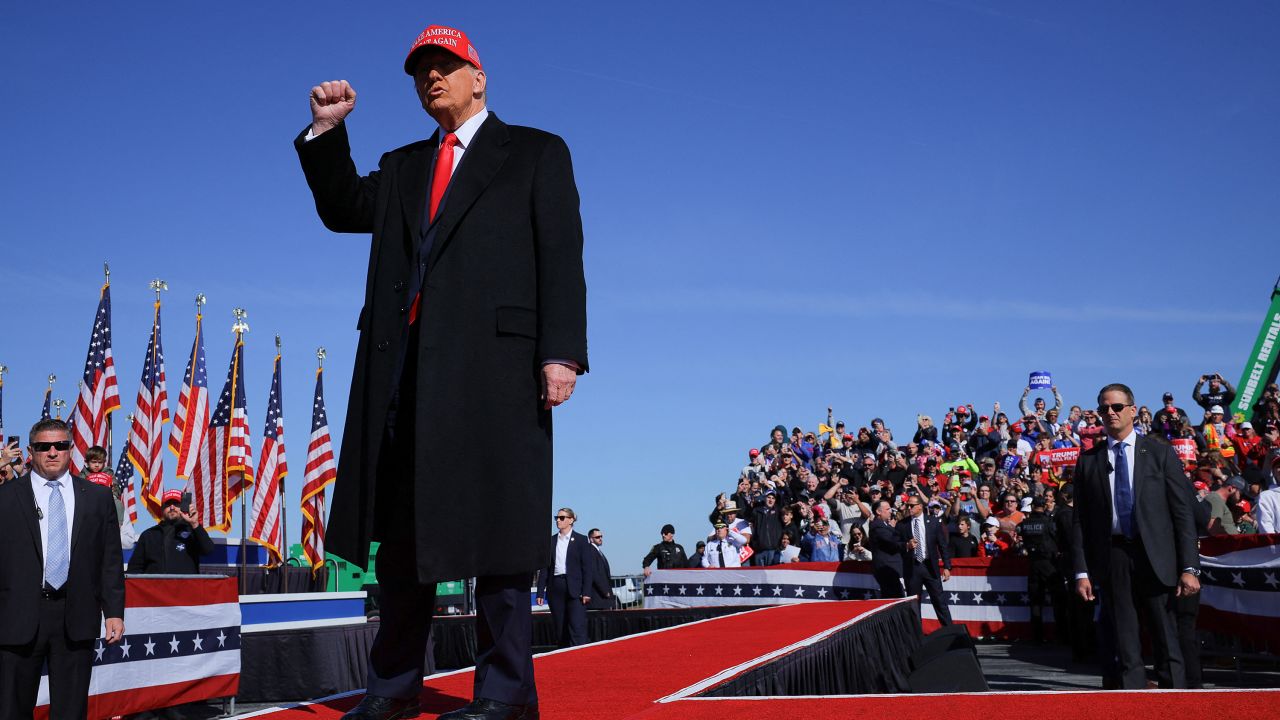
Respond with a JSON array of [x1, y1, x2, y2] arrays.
[[0, 474, 125, 644], [897, 513, 951, 578], [868, 518, 904, 574], [1071, 433, 1199, 587], [296, 113, 588, 584], [587, 544, 613, 609], [535, 531, 594, 600]]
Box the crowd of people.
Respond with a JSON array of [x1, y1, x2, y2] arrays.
[[639, 375, 1280, 670]]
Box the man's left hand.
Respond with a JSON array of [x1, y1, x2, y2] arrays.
[[542, 363, 577, 410], [105, 618, 125, 644], [941, 568, 951, 582], [581, 595, 591, 605], [1177, 572, 1201, 597], [181, 508, 201, 527]]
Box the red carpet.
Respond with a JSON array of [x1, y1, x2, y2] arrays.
[[240, 599, 1280, 720]]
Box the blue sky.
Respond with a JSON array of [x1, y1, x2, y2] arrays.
[[3, 2, 1278, 569]]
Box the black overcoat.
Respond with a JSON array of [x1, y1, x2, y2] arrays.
[[295, 112, 588, 584]]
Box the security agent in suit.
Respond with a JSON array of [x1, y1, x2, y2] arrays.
[[535, 509, 593, 648], [1072, 384, 1200, 690], [299, 24, 587, 720], [898, 494, 954, 625], [0, 419, 125, 719], [868, 499, 906, 599], [585, 528, 615, 610]]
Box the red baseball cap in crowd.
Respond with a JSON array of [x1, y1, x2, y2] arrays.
[[1193, 481, 1209, 491], [957, 405, 969, 415], [162, 489, 183, 506], [749, 448, 760, 457], [404, 25, 483, 75], [1238, 499, 1253, 513]]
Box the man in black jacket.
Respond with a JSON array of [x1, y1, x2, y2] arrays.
[[750, 492, 784, 566], [298, 23, 588, 720], [868, 499, 905, 599], [641, 524, 688, 576], [0, 419, 125, 719], [585, 528, 614, 610], [898, 494, 953, 625], [1072, 383, 1200, 689], [128, 490, 216, 575]]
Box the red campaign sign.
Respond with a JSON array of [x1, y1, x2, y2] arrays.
[[1035, 447, 1079, 468], [1172, 438, 1198, 462]]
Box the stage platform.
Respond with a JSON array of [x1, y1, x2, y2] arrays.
[[235, 598, 1280, 720]]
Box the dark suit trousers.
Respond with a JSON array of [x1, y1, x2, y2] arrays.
[[904, 559, 953, 626], [1101, 538, 1184, 689], [547, 575, 587, 648], [0, 595, 94, 720], [874, 566, 905, 599]]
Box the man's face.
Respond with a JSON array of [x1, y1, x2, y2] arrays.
[[805, 476, 818, 491], [715, 526, 728, 540], [163, 503, 183, 521], [959, 519, 971, 534], [413, 48, 485, 124], [724, 511, 738, 524], [815, 521, 829, 535], [1034, 398, 1045, 411], [875, 501, 891, 520], [1098, 390, 1136, 436], [29, 429, 71, 479], [862, 457, 875, 472], [662, 531, 674, 543], [589, 531, 603, 546], [907, 497, 924, 517], [555, 511, 574, 532], [772, 429, 784, 444]]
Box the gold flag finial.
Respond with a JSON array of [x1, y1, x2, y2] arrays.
[[232, 308, 250, 335], [149, 278, 169, 302]]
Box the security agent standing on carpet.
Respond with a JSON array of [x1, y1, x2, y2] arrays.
[[1072, 383, 1200, 689], [128, 490, 215, 574], [535, 509, 593, 647], [1017, 495, 1061, 643], [296, 23, 588, 720], [585, 528, 616, 609], [898, 494, 953, 625], [0, 419, 125, 719]]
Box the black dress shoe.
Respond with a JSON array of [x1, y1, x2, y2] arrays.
[[437, 698, 539, 720], [340, 695, 421, 720]]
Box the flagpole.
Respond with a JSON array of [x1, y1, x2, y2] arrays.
[[232, 308, 250, 596], [103, 263, 112, 467], [276, 334, 288, 594]]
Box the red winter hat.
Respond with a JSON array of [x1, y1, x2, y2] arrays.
[[404, 25, 483, 75], [161, 489, 183, 505]]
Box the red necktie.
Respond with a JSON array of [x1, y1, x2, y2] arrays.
[[428, 132, 458, 223], [410, 132, 458, 326]]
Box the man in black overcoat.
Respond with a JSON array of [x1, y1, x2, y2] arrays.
[[296, 24, 588, 720], [868, 499, 906, 599], [1072, 383, 1199, 689], [0, 419, 125, 719]]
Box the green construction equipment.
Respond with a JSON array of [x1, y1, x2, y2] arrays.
[[1231, 276, 1280, 423], [287, 541, 467, 614]]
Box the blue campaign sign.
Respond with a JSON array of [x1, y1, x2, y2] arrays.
[[1028, 371, 1052, 389]]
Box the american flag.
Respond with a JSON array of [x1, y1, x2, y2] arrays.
[[248, 354, 286, 565], [127, 303, 171, 521], [190, 336, 252, 532], [170, 312, 210, 481], [115, 442, 139, 525], [300, 367, 336, 574], [41, 386, 51, 421], [70, 284, 122, 474]]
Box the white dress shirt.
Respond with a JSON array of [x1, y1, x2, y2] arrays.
[[554, 529, 571, 575], [32, 470, 75, 581], [1106, 429, 1137, 535]]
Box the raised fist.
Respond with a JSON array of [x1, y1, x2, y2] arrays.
[[310, 80, 357, 136]]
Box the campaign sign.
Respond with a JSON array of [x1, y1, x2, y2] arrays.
[[1035, 447, 1080, 469], [1029, 371, 1052, 389], [1172, 438, 1198, 463]]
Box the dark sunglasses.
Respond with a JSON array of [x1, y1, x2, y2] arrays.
[[1098, 403, 1130, 414], [32, 441, 72, 452], [555, 515, 571, 521], [590, 535, 602, 540]]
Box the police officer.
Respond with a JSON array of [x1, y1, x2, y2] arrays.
[[1054, 485, 1093, 659], [641, 524, 688, 577], [1017, 495, 1061, 643], [128, 490, 215, 574]]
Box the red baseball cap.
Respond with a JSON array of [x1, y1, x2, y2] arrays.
[[1238, 499, 1253, 513], [161, 489, 183, 505], [1193, 481, 1208, 491], [748, 448, 760, 457], [404, 25, 483, 75]]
